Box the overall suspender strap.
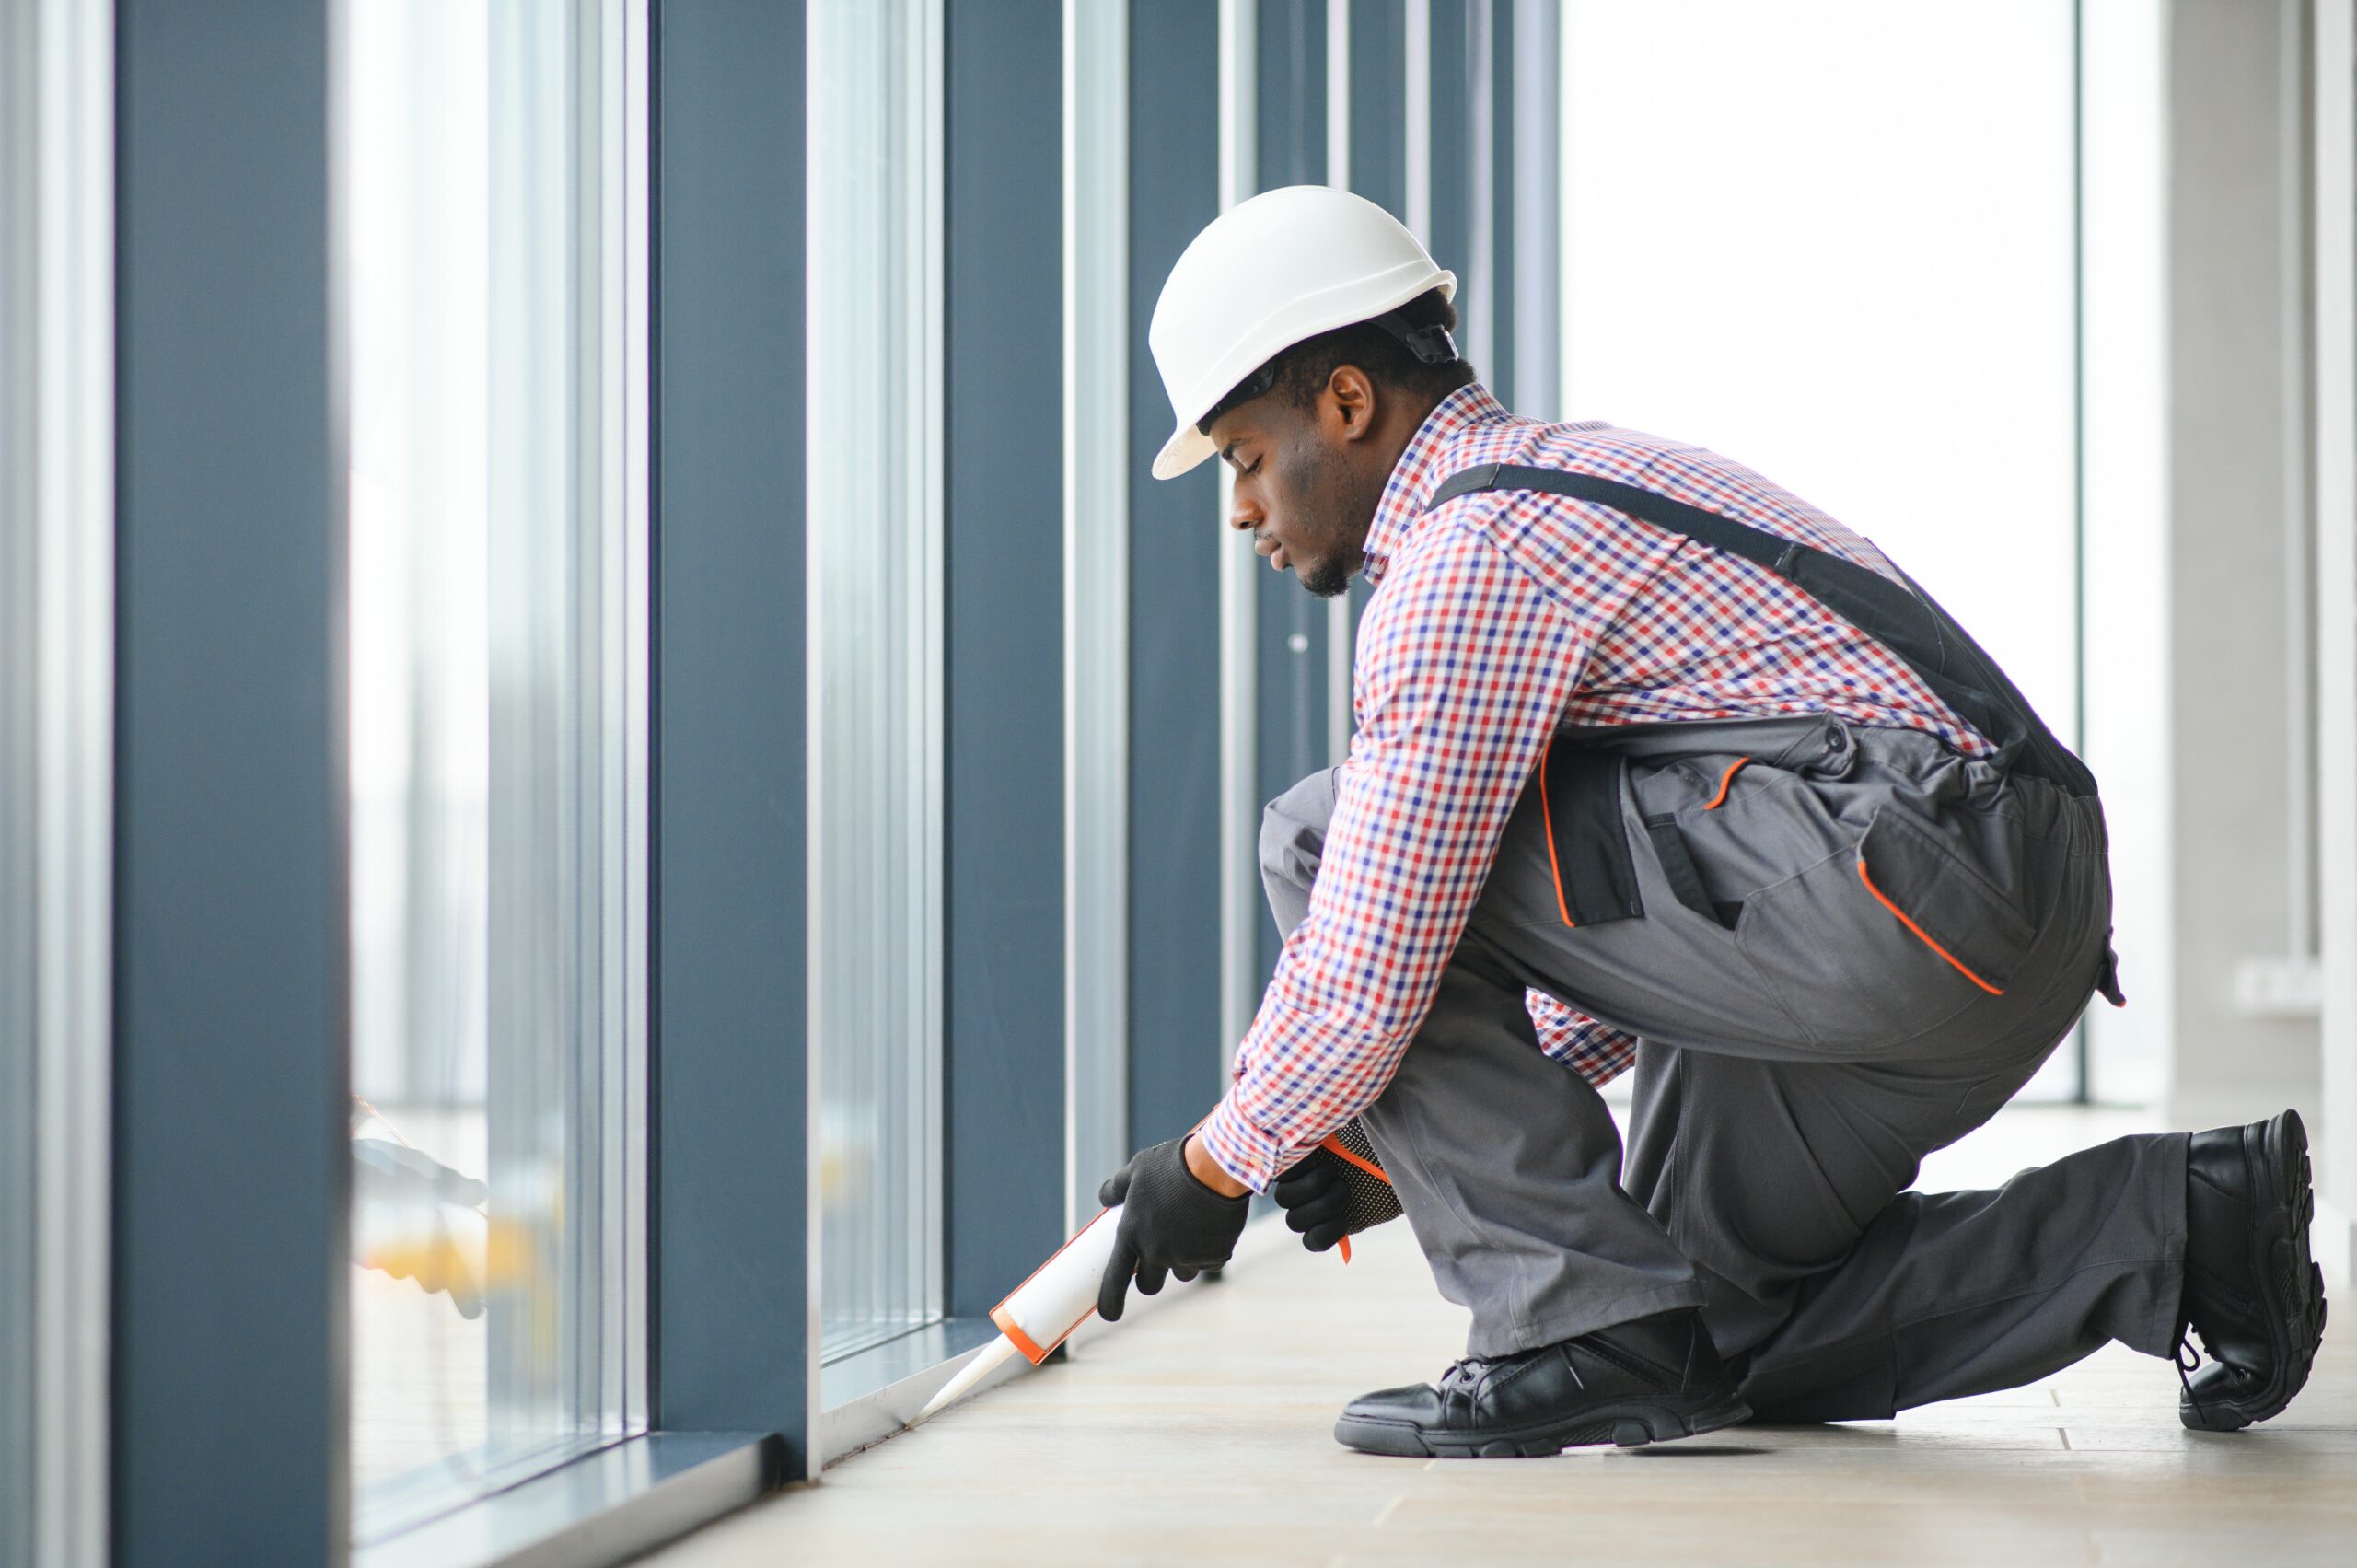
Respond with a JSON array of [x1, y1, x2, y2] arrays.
[[1422, 463, 2098, 797]]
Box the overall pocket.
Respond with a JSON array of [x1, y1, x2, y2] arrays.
[[1735, 801, 2038, 1051]]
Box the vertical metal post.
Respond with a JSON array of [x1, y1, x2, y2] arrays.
[[1325, 0, 1355, 768], [942, 0, 1066, 1317], [1064, 0, 1131, 1228], [1404, 0, 1432, 242], [113, 0, 348, 1555], [2, 1, 113, 1559], [1125, 0, 1225, 1154], [1509, 0, 1559, 419], [1216, 0, 1260, 1069], [652, 0, 816, 1475], [1463, 0, 1495, 375], [2072, 0, 2093, 1102]]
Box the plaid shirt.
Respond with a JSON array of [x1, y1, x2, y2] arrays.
[[1199, 383, 1992, 1192]]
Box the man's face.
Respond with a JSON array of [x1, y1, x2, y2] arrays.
[[1205, 373, 1387, 600]]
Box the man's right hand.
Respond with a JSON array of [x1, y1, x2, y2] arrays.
[[1272, 1148, 1353, 1252]]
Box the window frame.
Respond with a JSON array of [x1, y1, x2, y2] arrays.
[[1, 0, 113, 1560]]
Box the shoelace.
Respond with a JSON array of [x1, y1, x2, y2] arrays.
[[2174, 1331, 2206, 1425], [1438, 1357, 1491, 1397]]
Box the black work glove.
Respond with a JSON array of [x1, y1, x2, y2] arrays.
[[1095, 1135, 1249, 1322], [1272, 1121, 1402, 1253], [1271, 1150, 1352, 1252]]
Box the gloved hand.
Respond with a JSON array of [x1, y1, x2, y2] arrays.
[[1273, 1121, 1402, 1254], [1095, 1135, 1249, 1321], [1271, 1148, 1353, 1252]]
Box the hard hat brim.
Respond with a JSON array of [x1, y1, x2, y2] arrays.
[[1152, 424, 1218, 481]]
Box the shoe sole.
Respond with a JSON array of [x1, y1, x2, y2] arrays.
[[1334, 1391, 1754, 1459], [2181, 1108, 2328, 1432]]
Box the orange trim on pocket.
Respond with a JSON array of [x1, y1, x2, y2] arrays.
[[1318, 1134, 1393, 1186], [1856, 856, 2005, 997], [1537, 736, 1576, 927], [1337, 1236, 1353, 1264], [1703, 756, 1752, 809]]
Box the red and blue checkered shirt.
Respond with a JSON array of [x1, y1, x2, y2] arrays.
[[1199, 383, 1993, 1192]]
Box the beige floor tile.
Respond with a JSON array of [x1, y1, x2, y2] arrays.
[[647, 1108, 2356, 1567]]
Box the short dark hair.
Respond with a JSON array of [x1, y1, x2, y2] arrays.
[[1196, 286, 1478, 435]]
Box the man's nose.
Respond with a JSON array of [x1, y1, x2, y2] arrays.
[[1227, 494, 1263, 531]]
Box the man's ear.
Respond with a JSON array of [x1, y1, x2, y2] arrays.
[[1325, 365, 1377, 444]]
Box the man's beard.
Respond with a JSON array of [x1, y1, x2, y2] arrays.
[[1281, 438, 1374, 599], [1298, 552, 1355, 599]]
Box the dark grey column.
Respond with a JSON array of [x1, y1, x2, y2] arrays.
[[1351, 0, 1408, 217], [1127, 0, 1226, 1153], [1427, 0, 1473, 310], [112, 0, 347, 1559], [1252, 0, 1331, 993], [651, 0, 813, 1471], [943, 0, 1067, 1315]]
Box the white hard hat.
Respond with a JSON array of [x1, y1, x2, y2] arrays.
[[1147, 185, 1457, 480]]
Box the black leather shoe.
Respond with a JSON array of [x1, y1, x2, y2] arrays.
[[1333, 1307, 1751, 1458], [2177, 1109, 2328, 1432]]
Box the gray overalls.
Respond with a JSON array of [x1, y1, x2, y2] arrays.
[[1260, 466, 2179, 1422]]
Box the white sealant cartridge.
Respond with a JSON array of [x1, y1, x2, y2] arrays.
[[912, 1205, 1122, 1423]]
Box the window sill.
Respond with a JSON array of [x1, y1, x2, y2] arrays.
[[353, 1431, 783, 1568], [819, 1317, 1035, 1465]]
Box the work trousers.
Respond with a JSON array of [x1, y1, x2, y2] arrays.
[[1260, 716, 2188, 1421]]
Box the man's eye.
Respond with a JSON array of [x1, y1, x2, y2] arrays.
[[1243, 457, 1263, 477]]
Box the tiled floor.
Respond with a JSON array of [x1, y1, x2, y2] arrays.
[[649, 1107, 2357, 1566]]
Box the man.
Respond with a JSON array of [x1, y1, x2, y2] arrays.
[[1092, 185, 2327, 1458]]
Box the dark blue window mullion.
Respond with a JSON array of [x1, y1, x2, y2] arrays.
[[1127, 0, 1227, 1155], [1252, 0, 1332, 996], [111, 0, 347, 1556], [1426, 0, 1472, 341], [651, 0, 815, 1472], [942, 0, 1068, 1317]]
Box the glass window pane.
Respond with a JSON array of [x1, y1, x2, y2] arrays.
[[807, 0, 946, 1365], [343, 0, 647, 1532]]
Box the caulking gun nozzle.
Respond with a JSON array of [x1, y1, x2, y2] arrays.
[[911, 1333, 1020, 1425]]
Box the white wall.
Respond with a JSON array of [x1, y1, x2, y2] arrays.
[[1559, 0, 2083, 1097], [1558, 1, 2331, 1128], [2311, 0, 2357, 1284], [2158, 0, 2323, 1132]]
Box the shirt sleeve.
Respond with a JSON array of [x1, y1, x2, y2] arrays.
[[1525, 990, 1638, 1088], [1198, 521, 1596, 1191]]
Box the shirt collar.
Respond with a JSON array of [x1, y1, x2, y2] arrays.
[[1360, 381, 1513, 582]]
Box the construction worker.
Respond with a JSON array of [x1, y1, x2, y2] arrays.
[[1092, 185, 2327, 1457]]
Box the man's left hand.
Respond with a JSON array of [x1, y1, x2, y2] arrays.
[[1095, 1135, 1249, 1321]]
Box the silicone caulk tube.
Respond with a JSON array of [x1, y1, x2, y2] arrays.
[[913, 1204, 1123, 1423]]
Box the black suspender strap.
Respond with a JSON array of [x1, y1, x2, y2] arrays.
[[1422, 463, 2097, 797]]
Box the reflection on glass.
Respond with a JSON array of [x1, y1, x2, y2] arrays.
[[343, 0, 645, 1533], [807, 0, 946, 1364]]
